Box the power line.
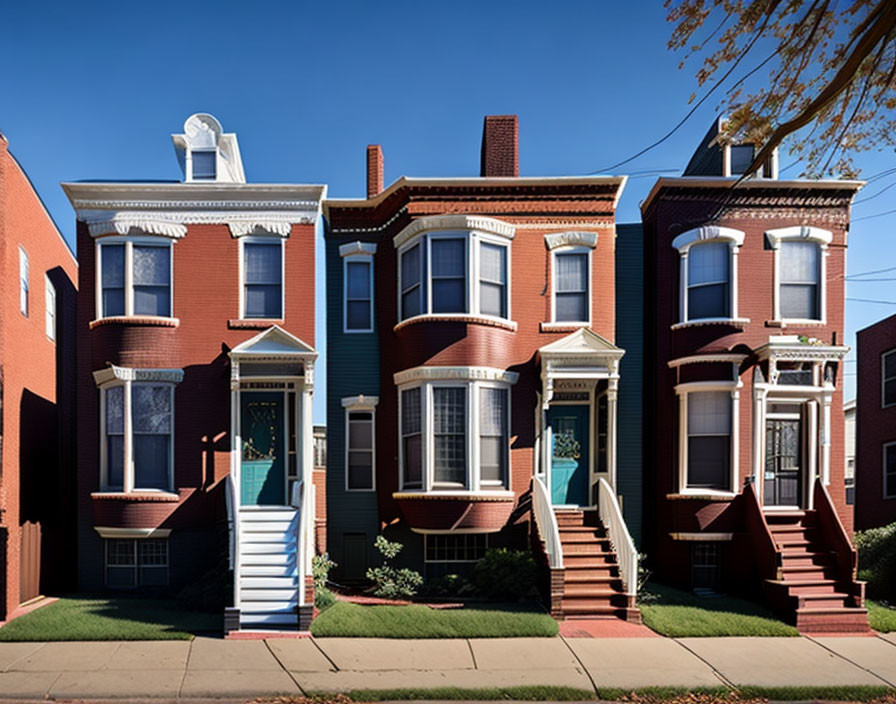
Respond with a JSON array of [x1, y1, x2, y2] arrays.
[[846, 297, 896, 305], [852, 208, 896, 222], [853, 177, 896, 204], [846, 277, 896, 282], [846, 265, 896, 278]]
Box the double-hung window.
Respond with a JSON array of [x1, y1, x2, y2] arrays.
[[676, 385, 736, 494], [687, 243, 729, 319], [779, 241, 820, 320], [401, 388, 423, 487], [242, 240, 283, 319], [97, 239, 173, 318], [554, 251, 589, 323], [340, 242, 376, 333], [479, 387, 508, 486], [479, 242, 507, 318], [883, 349, 896, 408], [430, 238, 467, 314], [19, 247, 29, 317], [433, 387, 466, 484], [884, 442, 896, 499], [344, 396, 377, 491]]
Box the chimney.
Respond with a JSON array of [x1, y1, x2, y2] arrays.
[[480, 115, 519, 177], [367, 144, 384, 199]]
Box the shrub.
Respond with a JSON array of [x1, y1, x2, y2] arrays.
[[422, 573, 476, 598], [470, 548, 536, 600], [313, 553, 337, 611], [366, 535, 423, 599], [856, 522, 896, 602]]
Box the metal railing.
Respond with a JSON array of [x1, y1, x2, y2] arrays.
[[597, 477, 637, 596], [531, 476, 564, 569], [225, 474, 241, 608]]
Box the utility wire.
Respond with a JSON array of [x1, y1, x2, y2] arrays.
[[846, 297, 896, 304], [852, 208, 896, 222]]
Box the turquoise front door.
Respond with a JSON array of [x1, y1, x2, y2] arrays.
[[549, 404, 590, 506], [240, 391, 286, 506]]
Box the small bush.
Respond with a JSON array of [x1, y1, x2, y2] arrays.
[[366, 535, 423, 599], [422, 573, 476, 598], [471, 548, 536, 600], [856, 522, 896, 602], [313, 553, 338, 611]]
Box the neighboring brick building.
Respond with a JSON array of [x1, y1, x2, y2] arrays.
[[62, 114, 325, 631], [855, 313, 896, 530], [641, 117, 867, 632], [0, 133, 78, 620], [324, 116, 641, 620]]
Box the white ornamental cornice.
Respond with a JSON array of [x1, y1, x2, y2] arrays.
[[393, 214, 515, 249], [544, 231, 598, 250], [339, 241, 378, 257], [393, 365, 519, 386], [93, 365, 184, 386]]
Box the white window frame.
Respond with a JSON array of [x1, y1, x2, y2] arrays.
[[98, 377, 177, 494], [674, 381, 740, 497], [672, 226, 746, 327], [722, 143, 778, 179], [95, 237, 174, 320], [105, 538, 170, 588], [396, 230, 512, 324], [19, 246, 29, 317], [340, 242, 376, 334], [397, 376, 512, 493], [186, 147, 219, 182], [342, 395, 378, 492], [884, 441, 896, 500], [239, 235, 286, 320], [882, 348, 896, 409], [550, 246, 592, 325], [766, 226, 831, 325], [45, 275, 56, 341]]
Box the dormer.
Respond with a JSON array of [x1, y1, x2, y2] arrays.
[[683, 116, 778, 180], [171, 113, 246, 184]]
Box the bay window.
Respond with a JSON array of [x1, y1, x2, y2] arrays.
[[433, 387, 466, 484], [97, 239, 173, 319], [676, 382, 738, 494]]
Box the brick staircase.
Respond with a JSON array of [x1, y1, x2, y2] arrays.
[[555, 509, 640, 621], [763, 510, 869, 634]]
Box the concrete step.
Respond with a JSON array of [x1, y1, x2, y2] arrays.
[[561, 541, 613, 555], [795, 607, 870, 634], [559, 532, 609, 544], [239, 612, 300, 627], [797, 592, 852, 609], [563, 553, 618, 568], [564, 572, 622, 586], [563, 584, 620, 598], [781, 552, 834, 568]]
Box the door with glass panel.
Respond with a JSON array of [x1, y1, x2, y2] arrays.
[[240, 391, 286, 506], [548, 405, 590, 506], [764, 404, 803, 507]]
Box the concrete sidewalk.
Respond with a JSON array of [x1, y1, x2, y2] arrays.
[[0, 634, 894, 700]]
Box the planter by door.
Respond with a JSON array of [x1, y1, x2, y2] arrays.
[[241, 392, 286, 506], [549, 405, 590, 506]]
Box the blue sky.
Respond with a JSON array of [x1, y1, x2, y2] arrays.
[[2, 0, 894, 421]]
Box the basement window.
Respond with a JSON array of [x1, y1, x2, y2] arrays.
[[105, 538, 169, 588], [691, 542, 720, 591]]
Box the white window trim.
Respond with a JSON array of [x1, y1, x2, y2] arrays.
[[186, 147, 219, 183], [396, 230, 513, 325], [674, 381, 740, 497], [19, 246, 29, 317], [45, 274, 56, 342], [341, 243, 376, 334], [884, 441, 896, 500], [672, 226, 747, 327], [95, 236, 175, 320], [97, 375, 178, 494], [722, 143, 779, 179], [239, 235, 286, 320], [343, 395, 378, 492], [766, 226, 831, 325], [397, 376, 512, 493], [551, 245, 592, 326], [882, 348, 896, 409]]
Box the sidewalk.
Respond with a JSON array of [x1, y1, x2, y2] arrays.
[[0, 633, 894, 700]]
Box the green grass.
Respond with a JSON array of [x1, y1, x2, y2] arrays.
[[868, 600, 896, 633], [639, 583, 799, 637], [310, 601, 558, 638], [0, 596, 220, 641], [318, 686, 595, 700]]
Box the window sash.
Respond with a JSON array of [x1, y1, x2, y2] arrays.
[[430, 238, 467, 314], [479, 242, 507, 318], [885, 443, 896, 499], [99, 241, 173, 318], [347, 411, 374, 490], [779, 242, 820, 320], [479, 387, 507, 484], [554, 252, 589, 322], [433, 387, 466, 485], [191, 150, 216, 180], [686, 391, 731, 491], [883, 351, 896, 407], [400, 243, 425, 320], [243, 242, 283, 318], [401, 388, 423, 487], [345, 260, 372, 331]]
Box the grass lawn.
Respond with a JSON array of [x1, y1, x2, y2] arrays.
[[868, 600, 896, 633], [639, 583, 799, 637], [0, 596, 220, 641], [310, 601, 558, 638]]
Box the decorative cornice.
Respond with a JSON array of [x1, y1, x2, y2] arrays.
[[393, 214, 515, 249], [228, 221, 292, 237], [393, 365, 519, 386], [392, 491, 515, 502], [668, 354, 747, 368], [89, 217, 187, 239], [329, 206, 408, 235], [765, 225, 833, 248], [339, 241, 378, 257], [544, 231, 598, 250], [672, 226, 745, 252], [93, 365, 184, 386], [671, 318, 750, 331], [342, 395, 379, 409]]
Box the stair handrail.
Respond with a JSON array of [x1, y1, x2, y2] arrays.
[[813, 478, 858, 581], [225, 473, 240, 609], [531, 476, 563, 569], [597, 477, 638, 596], [742, 479, 781, 580]]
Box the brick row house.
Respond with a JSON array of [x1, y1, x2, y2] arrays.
[[0, 133, 78, 621], [62, 115, 325, 631]]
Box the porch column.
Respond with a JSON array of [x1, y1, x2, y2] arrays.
[[752, 385, 766, 491], [807, 400, 818, 510], [301, 365, 314, 488], [607, 375, 619, 491], [821, 391, 833, 486]]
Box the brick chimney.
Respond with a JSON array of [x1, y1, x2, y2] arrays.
[[480, 115, 519, 177], [367, 144, 384, 199]]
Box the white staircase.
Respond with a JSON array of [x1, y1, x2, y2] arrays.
[[237, 506, 301, 629]]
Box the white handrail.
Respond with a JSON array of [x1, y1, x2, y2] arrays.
[[597, 477, 637, 596], [225, 474, 240, 608], [531, 476, 563, 569]]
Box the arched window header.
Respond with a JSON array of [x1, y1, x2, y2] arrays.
[[393, 215, 515, 249], [672, 226, 745, 253], [544, 231, 598, 251], [339, 241, 377, 258], [765, 225, 833, 249]]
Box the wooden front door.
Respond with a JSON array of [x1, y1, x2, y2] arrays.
[[765, 416, 802, 507], [240, 392, 286, 506], [549, 405, 590, 506]]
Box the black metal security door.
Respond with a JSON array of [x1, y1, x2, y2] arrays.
[[765, 418, 802, 507]]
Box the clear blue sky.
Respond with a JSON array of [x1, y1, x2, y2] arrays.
[[2, 0, 894, 421]]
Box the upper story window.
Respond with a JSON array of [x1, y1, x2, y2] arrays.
[[98, 239, 172, 319], [190, 149, 216, 181], [544, 231, 599, 327], [19, 246, 29, 317], [766, 226, 831, 324], [393, 215, 516, 325], [45, 275, 56, 341], [343, 395, 377, 491], [724, 142, 778, 179], [884, 442, 896, 499], [172, 114, 246, 184], [672, 226, 745, 327], [675, 381, 739, 495], [883, 349, 896, 408], [241, 239, 283, 319], [396, 366, 517, 492], [340, 242, 376, 333]]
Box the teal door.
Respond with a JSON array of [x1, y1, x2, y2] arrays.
[[240, 392, 286, 506], [549, 405, 590, 506]]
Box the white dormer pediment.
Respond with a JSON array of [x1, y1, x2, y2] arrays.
[[230, 325, 317, 358], [172, 113, 246, 184]]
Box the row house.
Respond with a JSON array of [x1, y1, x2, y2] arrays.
[[62, 115, 325, 631], [0, 134, 78, 620], [324, 117, 642, 620], [642, 118, 867, 632], [854, 313, 896, 530]]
